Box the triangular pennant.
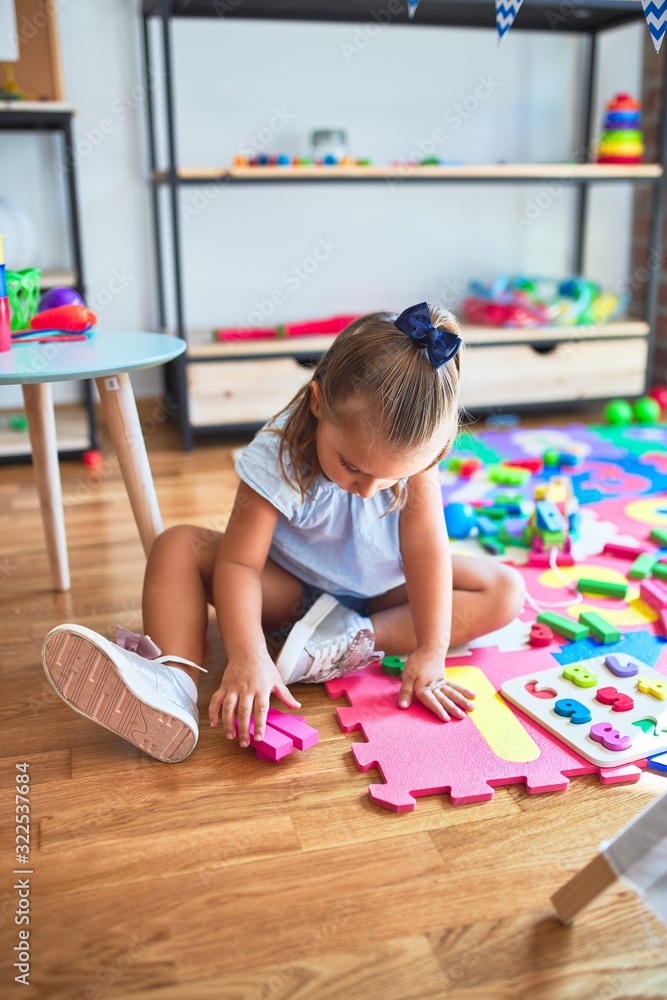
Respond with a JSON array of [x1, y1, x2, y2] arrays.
[[642, 0, 667, 54], [407, 0, 419, 20], [496, 0, 524, 42]]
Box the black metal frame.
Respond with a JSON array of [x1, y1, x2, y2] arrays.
[[0, 106, 98, 463], [142, 0, 667, 449]]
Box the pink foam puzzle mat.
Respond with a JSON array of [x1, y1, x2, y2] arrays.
[[325, 423, 667, 811]]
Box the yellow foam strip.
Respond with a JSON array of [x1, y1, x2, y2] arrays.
[[449, 665, 540, 762]]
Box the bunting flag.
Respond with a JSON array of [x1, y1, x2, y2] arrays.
[[496, 0, 524, 42], [642, 1, 667, 53], [407, 0, 419, 20]]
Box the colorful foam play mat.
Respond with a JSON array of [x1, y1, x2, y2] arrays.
[[326, 423, 667, 811]]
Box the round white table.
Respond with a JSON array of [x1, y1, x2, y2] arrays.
[[0, 330, 186, 591]]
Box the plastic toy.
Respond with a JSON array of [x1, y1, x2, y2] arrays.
[[234, 708, 318, 761], [83, 450, 103, 470], [596, 94, 643, 164], [578, 611, 620, 645], [444, 502, 476, 539], [461, 275, 622, 329], [214, 313, 360, 343], [628, 553, 657, 579], [576, 578, 628, 599], [0, 234, 10, 352], [29, 304, 97, 332], [38, 286, 84, 312], [633, 395, 661, 424], [604, 399, 634, 425], [501, 652, 667, 767], [536, 612, 588, 642], [652, 562, 667, 582], [649, 385, 667, 410], [649, 526, 667, 545]]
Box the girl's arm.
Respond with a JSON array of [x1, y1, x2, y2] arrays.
[[398, 464, 475, 721], [208, 481, 300, 746]]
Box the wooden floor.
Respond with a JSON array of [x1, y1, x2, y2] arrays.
[[1, 404, 666, 1000]]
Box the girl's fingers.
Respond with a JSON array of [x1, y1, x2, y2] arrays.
[[398, 675, 415, 709], [253, 698, 270, 743], [431, 689, 466, 719], [222, 692, 239, 741], [274, 680, 301, 710], [236, 695, 255, 748], [448, 681, 477, 700], [208, 688, 226, 728], [418, 688, 450, 722]]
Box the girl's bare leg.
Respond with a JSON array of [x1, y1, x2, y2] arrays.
[[369, 556, 526, 655], [141, 525, 304, 686]]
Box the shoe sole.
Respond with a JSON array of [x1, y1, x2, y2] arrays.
[[42, 625, 197, 763], [276, 592, 339, 683]]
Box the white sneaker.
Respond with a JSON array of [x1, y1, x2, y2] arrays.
[[42, 623, 207, 763], [276, 593, 378, 685]]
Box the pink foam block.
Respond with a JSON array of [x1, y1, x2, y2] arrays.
[[234, 719, 294, 761], [660, 608, 667, 638], [266, 708, 319, 750], [603, 541, 649, 559], [639, 578, 667, 611], [527, 551, 575, 568], [326, 645, 645, 812]]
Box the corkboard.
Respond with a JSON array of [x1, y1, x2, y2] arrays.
[[10, 0, 64, 102]]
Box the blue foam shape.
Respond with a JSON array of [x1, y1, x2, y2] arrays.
[[552, 630, 666, 670], [647, 753, 667, 774]]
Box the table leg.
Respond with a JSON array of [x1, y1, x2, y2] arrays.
[[21, 382, 71, 592], [95, 373, 163, 556]]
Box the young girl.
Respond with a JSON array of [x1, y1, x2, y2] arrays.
[[42, 303, 525, 763]]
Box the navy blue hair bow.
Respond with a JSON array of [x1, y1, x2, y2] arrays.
[[394, 302, 462, 369]]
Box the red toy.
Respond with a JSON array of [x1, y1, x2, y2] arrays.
[[30, 304, 97, 332], [215, 314, 360, 342]]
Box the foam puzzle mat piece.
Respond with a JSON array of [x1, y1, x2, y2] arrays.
[[326, 647, 644, 812]]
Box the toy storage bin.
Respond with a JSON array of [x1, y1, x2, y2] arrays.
[[187, 357, 311, 428], [461, 337, 648, 408]]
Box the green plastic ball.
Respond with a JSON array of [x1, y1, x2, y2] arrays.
[[605, 399, 633, 425], [633, 396, 661, 424]]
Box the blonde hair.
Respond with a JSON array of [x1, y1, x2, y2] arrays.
[[272, 305, 463, 505]]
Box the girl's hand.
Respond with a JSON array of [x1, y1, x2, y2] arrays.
[[209, 656, 301, 748], [397, 648, 476, 722]]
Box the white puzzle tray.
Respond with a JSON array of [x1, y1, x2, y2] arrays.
[[500, 653, 667, 767]]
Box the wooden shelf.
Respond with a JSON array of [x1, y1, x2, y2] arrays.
[[142, 0, 645, 34], [154, 163, 663, 185], [0, 402, 91, 460], [0, 101, 74, 114], [40, 269, 77, 289], [185, 320, 649, 360]]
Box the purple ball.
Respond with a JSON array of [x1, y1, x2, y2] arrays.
[[38, 286, 85, 312]]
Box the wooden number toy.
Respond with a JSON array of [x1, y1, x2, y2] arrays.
[[589, 721, 632, 752], [500, 651, 667, 766], [563, 663, 598, 688], [555, 698, 592, 725], [529, 622, 554, 647], [637, 676, 667, 701], [605, 655, 639, 678], [595, 687, 634, 712]]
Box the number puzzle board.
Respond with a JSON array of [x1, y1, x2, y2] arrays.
[[501, 654, 667, 767]]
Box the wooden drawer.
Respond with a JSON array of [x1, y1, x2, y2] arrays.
[[187, 357, 312, 427], [461, 338, 648, 408]]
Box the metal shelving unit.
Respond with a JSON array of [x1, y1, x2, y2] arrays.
[[142, 0, 667, 450], [0, 102, 98, 462]]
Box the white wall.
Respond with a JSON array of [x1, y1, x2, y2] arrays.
[[0, 0, 644, 409]]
